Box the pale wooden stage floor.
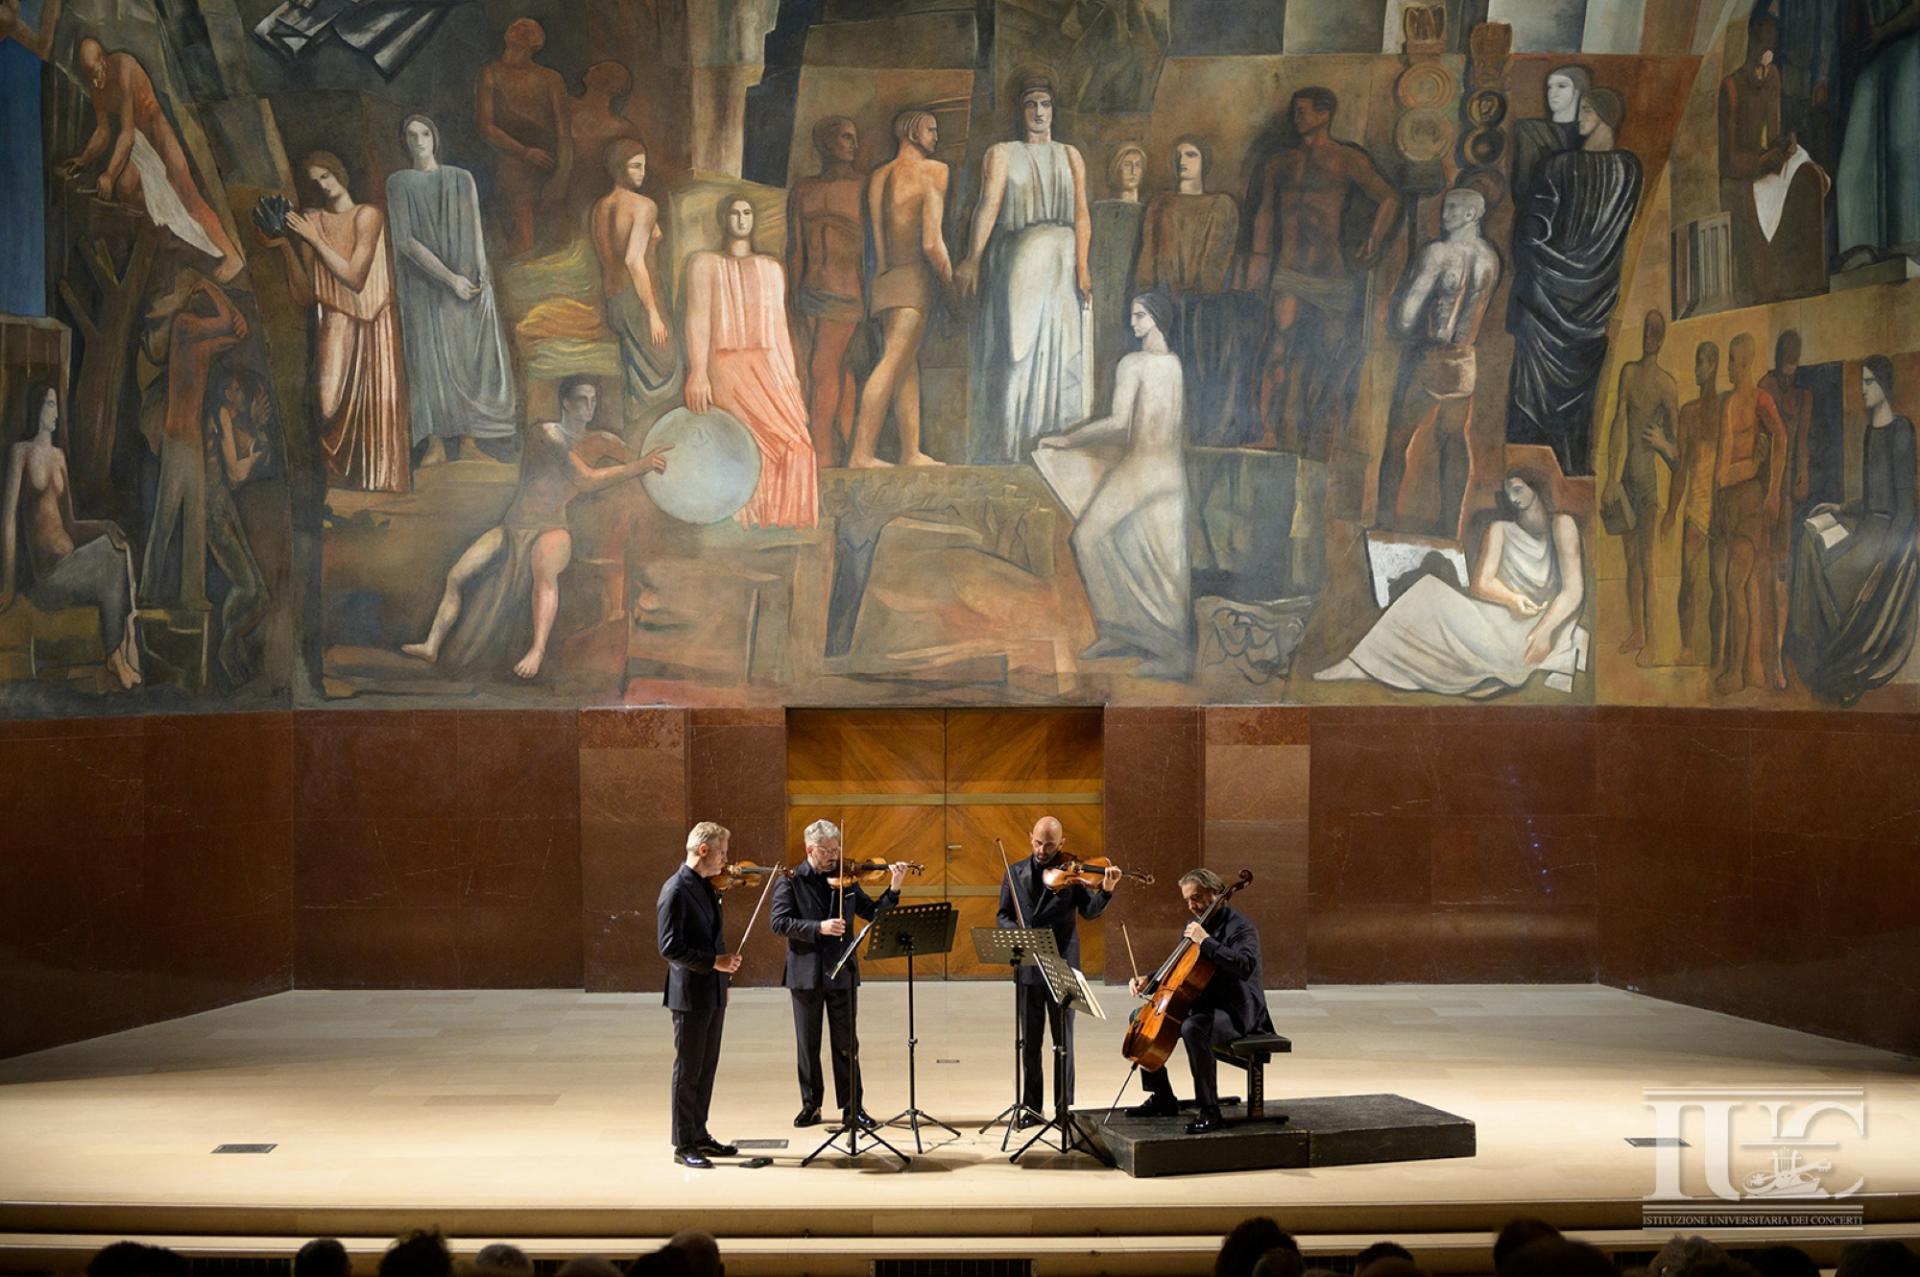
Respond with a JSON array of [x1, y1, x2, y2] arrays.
[[2, 985, 1917, 1274]]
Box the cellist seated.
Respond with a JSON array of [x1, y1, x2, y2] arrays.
[[1126, 868, 1274, 1134]]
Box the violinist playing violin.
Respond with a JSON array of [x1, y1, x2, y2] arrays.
[[769, 819, 913, 1129], [1127, 868, 1273, 1134], [996, 816, 1124, 1126], [657, 821, 746, 1168]]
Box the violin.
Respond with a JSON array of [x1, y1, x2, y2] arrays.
[[825, 859, 926, 889], [1121, 869, 1254, 1071], [1041, 855, 1154, 892], [705, 860, 792, 892]]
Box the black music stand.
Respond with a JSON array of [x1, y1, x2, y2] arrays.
[[972, 926, 1056, 1151], [803, 909, 910, 1169], [1010, 949, 1112, 1166], [867, 902, 960, 1152]]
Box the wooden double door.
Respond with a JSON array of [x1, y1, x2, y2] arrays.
[[786, 709, 1104, 980]]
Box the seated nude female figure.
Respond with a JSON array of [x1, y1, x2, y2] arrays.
[[1, 384, 143, 689]]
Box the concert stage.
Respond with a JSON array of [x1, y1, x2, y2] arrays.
[[3, 985, 1918, 1275]]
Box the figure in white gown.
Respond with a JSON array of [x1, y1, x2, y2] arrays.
[[1036, 289, 1192, 679], [1317, 470, 1587, 696]]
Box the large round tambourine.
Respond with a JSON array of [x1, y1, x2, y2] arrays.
[[639, 406, 762, 525]]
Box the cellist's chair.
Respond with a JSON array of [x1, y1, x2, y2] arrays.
[[1212, 1033, 1292, 1122]]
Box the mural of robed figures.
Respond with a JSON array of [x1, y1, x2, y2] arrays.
[[1506, 87, 1641, 478], [1135, 135, 1240, 450], [1036, 289, 1191, 681], [1787, 356, 1918, 705], [17, 0, 1920, 717], [682, 197, 818, 530], [386, 114, 519, 466], [1317, 470, 1588, 697], [958, 70, 1091, 466], [1717, 14, 1828, 306]]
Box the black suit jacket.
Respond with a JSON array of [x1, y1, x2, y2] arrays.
[[995, 855, 1112, 986], [658, 863, 730, 1011], [770, 861, 901, 991], [1191, 903, 1274, 1037]]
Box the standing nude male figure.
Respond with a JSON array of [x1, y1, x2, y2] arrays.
[[787, 115, 867, 466], [1377, 187, 1500, 539], [1663, 341, 1723, 665], [847, 109, 951, 469], [1602, 309, 1681, 663]]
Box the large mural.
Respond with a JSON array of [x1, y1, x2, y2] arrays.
[[2, 0, 1917, 715]]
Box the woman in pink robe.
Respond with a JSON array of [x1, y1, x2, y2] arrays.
[[683, 195, 818, 530], [264, 150, 410, 493]]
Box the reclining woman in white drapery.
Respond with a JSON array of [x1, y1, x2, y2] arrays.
[[1316, 469, 1587, 696], [1035, 288, 1192, 680]]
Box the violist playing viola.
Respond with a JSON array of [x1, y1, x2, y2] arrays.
[[769, 819, 914, 1130], [1125, 868, 1274, 1135], [996, 816, 1126, 1127]]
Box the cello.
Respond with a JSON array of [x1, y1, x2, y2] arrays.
[[1120, 869, 1254, 1071]]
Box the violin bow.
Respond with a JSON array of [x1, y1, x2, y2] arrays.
[[996, 837, 1028, 929], [732, 857, 783, 965], [1121, 922, 1142, 985]]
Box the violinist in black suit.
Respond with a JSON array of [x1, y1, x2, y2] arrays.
[[995, 815, 1123, 1123], [769, 818, 912, 1128], [657, 820, 744, 1168], [1127, 866, 1274, 1133]]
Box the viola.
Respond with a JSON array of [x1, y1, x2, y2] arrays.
[[705, 860, 792, 892], [825, 859, 926, 889], [1120, 869, 1254, 1071], [1040, 855, 1155, 892]]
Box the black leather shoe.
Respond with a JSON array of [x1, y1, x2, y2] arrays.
[[851, 1109, 879, 1129], [1185, 1108, 1226, 1135], [1013, 1110, 1040, 1131], [693, 1137, 738, 1157], [1126, 1097, 1180, 1118], [794, 1106, 822, 1127], [674, 1147, 713, 1169]]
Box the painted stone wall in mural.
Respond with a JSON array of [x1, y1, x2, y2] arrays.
[[4, 0, 1919, 715]]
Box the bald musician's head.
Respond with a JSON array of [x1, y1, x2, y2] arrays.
[[1029, 817, 1065, 865]]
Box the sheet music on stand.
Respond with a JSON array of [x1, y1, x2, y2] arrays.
[[970, 925, 1060, 973], [1032, 949, 1106, 1021]]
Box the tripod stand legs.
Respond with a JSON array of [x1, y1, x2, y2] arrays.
[[1009, 1031, 1114, 1166], [883, 947, 960, 1153], [979, 959, 1045, 1150], [800, 981, 911, 1168]]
